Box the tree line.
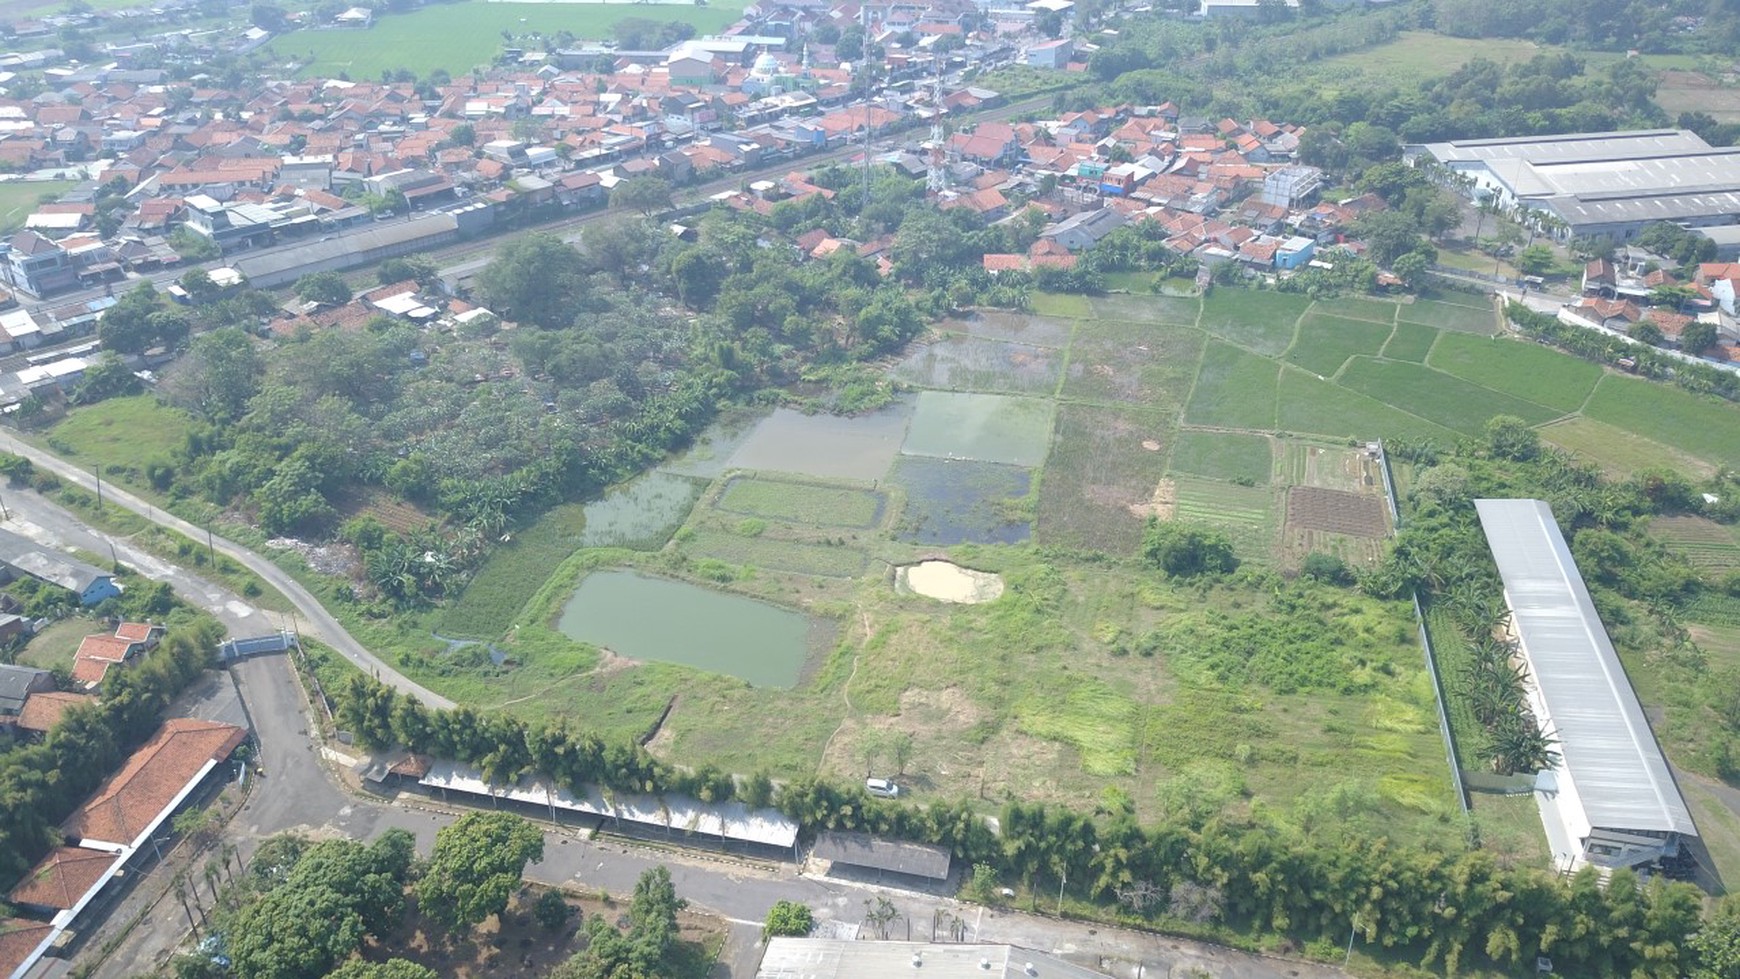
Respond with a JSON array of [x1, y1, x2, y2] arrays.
[[1505, 302, 1740, 402], [0, 616, 225, 892]]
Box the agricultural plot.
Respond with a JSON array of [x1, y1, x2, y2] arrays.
[[1650, 516, 1740, 574], [1029, 292, 1092, 318], [439, 504, 589, 638], [948, 311, 1076, 347], [1198, 289, 1310, 356], [1380, 321, 1440, 362], [1171, 477, 1279, 559], [892, 336, 1063, 395], [1087, 294, 1202, 326], [1275, 440, 1386, 496], [728, 401, 912, 481], [1584, 375, 1740, 468], [1275, 368, 1458, 442], [1285, 313, 1394, 378], [1167, 430, 1272, 485], [1336, 358, 1563, 434], [575, 471, 705, 548], [1058, 320, 1204, 412], [716, 476, 885, 529], [1539, 416, 1717, 478], [1426, 333, 1601, 413], [1286, 487, 1389, 538], [680, 529, 869, 578], [900, 391, 1056, 467], [1034, 404, 1174, 554], [890, 456, 1033, 546], [1311, 296, 1398, 324], [1398, 297, 1498, 335], [1185, 341, 1279, 430]]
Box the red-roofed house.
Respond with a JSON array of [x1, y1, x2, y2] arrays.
[[0, 919, 55, 979], [8, 847, 120, 914], [62, 718, 247, 850], [71, 624, 159, 689], [16, 691, 94, 734]]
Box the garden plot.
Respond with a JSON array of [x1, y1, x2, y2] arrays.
[[1034, 404, 1174, 554], [1398, 297, 1497, 335], [1087, 294, 1202, 326], [1651, 516, 1740, 574], [1184, 341, 1279, 430], [890, 456, 1033, 546], [1171, 477, 1279, 559], [1199, 289, 1310, 356], [948, 311, 1077, 347], [1058, 321, 1205, 412], [728, 399, 913, 481], [1275, 440, 1384, 495], [892, 335, 1063, 394], [1286, 486, 1389, 538], [1285, 313, 1394, 378], [1168, 430, 1272, 485], [716, 476, 885, 529], [900, 391, 1056, 467]]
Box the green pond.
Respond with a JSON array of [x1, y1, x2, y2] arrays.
[[556, 571, 813, 688]]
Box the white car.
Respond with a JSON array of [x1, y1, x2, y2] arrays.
[[865, 777, 900, 799]]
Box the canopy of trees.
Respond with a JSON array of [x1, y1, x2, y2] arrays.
[[416, 812, 545, 930]]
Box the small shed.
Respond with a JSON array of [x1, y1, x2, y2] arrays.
[[811, 831, 952, 881]]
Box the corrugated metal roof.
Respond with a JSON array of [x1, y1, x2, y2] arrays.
[[1474, 499, 1697, 837], [756, 940, 1110, 979], [812, 831, 952, 879]]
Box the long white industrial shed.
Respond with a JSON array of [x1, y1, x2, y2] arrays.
[[1474, 499, 1697, 872]]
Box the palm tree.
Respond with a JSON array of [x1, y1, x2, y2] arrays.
[[1488, 715, 1559, 775]]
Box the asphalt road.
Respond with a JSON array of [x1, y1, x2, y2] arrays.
[[0, 433, 453, 707]]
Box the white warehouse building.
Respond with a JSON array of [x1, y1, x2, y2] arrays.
[[1475, 498, 1699, 874]]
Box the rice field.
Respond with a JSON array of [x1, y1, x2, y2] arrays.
[[1380, 321, 1440, 362], [716, 476, 886, 529], [901, 391, 1057, 467], [1199, 289, 1310, 356], [1057, 320, 1205, 411], [892, 335, 1064, 395], [1285, 313, 1394, 378], [1583, 374, 1740, 468], [1034, 403, 1175, 554], [1336, 358, 1564, 434], [1425, 333, 1601, 413], [1398, 296, 1498, 335], [1539, 416, 1718, 478], [1185, 341, 1280, 430], [1275, 367, 1458, 442]]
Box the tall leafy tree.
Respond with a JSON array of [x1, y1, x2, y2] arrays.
[[478, 233, 589, 329], [416, 812, 545, 930]]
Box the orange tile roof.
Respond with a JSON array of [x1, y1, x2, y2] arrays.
[[16, 691, 93, 733], [73, 634, 136, 686], [0, 918, 54, 978], [113, 622, 159, 644], [63, 718, 246, 846], [8, 847, 119, 910]]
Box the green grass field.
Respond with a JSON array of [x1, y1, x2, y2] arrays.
[[1275, 367, 1458, 442], [680, 528, 869, 578], [46, 395, 194, 482], [1029, 292, 1091, 318], [1314, 30, 1548, 83], [717, 476, 884, 529], [1168, 430, 1272, 485], [0, 180, 77, 235], [1199, 289, 1309, 356], [1426, 333, 1602, 413], [1584, 374, 1740, 467], [271, 0, 747, 78], [1285, 313, 1394, 378], [1310, 296, 1398, 324], [1539, 416, 1718, 478], [1185, 341, 1279, 430], [1380, 321, 1439, 363], [1336, 358, 1563, 434]]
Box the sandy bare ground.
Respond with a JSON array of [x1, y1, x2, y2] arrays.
[[897, 560, 1004, 604]]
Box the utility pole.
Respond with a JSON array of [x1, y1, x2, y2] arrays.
[[93, 465, 102, 510], [206, 524, 216, 568]]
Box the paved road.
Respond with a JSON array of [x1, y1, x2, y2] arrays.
[[0, 434, 453, 708]]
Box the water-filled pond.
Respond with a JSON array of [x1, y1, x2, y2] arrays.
[[725, 398, 914, 481], [556, 570, 813, 687]]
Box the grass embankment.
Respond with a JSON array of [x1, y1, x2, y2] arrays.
[[0, 180, 78, 235]]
